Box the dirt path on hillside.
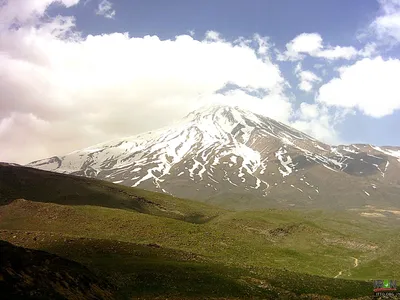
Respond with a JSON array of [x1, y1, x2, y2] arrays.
[[351, 257, 359, 267], [334, 257, 359, 278]]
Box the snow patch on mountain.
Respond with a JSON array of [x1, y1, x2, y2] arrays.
[[275, 147, 293, 177], [372, 146, 400, 159]]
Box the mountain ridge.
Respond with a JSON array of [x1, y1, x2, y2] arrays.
[[27, 105, 400, 210]]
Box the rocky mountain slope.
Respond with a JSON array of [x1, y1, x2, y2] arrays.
[[27, 105, 400, 210]]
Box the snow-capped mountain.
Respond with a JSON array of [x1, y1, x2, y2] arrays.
[[28, 105, 400, 210]]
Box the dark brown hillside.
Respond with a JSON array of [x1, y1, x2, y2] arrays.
[[0, 240, 114, 299]]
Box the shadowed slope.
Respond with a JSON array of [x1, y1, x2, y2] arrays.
[[0, 163, 223, 224], [0, 240, 114, 299]]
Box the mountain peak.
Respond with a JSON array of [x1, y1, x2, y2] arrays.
[[27, 103, 400, 210], [182, 104, 282, 141], [185, 104, 258, 120]]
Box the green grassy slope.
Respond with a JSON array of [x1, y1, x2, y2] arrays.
[[0, 228, 375, 300], [1, 164, 399, 299]]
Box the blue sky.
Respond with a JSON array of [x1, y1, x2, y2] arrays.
[[1, 0, 400, 163], [52, 1, 377, 44]]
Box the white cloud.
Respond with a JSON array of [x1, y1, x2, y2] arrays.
[[292, 103, 342, 144], [95, 0, 115, 19], [0, 1, 297, 164], [0, 0, 79, 29], [317, 46, 358, 60], [205, 30, 221, 41], [298, 82, 312, 92], [294, 63, 322, 92], [371, 0, 400, 43], [279, 33, 359, 61], [317, 56, 400, 117], [359, 43, 378, 57], [198, 90, 293, 124], [253, 34, 270, 55], [278, 33, 322, 61], [290, 33, 323, 53], [298, 102, 319, 119]]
